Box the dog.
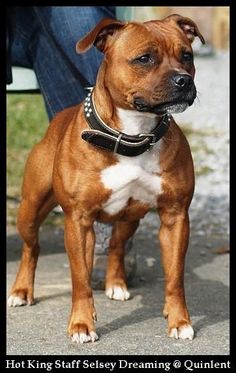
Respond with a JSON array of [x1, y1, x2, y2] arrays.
[[8, 14, 205, 343]]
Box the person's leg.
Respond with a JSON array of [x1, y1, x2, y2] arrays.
[[32, 6, 117, 119], [10, 6, 116, 119]]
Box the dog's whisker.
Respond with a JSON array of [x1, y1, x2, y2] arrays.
[[195, 91, 201, 103]]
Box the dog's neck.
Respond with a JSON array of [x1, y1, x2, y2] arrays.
[[92, 85, 158, 136], [116, 107, 158, 136]]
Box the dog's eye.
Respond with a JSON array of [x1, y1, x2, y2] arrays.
[[135, 54, 153, 64], [182, 52, 193, 62]]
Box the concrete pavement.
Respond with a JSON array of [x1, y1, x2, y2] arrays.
[[7, 211, 229, 355]]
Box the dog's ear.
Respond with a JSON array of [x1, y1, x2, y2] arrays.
[[165, 14, 205, 44], [76, 18, 125, 53]]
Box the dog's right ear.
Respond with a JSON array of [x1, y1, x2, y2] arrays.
[[76, 18, 125, 54]]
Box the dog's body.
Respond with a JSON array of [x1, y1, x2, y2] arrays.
[[8, 15, 204, 343]]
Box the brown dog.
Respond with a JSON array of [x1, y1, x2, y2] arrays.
[[8, 14, 205, 343]]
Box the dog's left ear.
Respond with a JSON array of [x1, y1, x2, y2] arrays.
[[76, 18, 125, 53], [165, 14, 205, 44]]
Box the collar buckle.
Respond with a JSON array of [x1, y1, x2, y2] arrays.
[[138, 132, 157, 146], [113, 133, 123, 154], [82, 87, 171, 157]]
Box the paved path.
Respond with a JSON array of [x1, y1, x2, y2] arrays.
[[7, 214, 229, 355]]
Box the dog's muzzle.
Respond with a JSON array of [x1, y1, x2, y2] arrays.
[[133, 73, 196, 115]]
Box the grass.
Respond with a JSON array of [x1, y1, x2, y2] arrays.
[[7, 94, 48, 196], [7, 94, 64, 227]]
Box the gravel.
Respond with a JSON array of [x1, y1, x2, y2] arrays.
[[175, 52, 229, 238]]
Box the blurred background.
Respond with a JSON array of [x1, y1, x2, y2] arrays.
[[117, 6, 229, 51]]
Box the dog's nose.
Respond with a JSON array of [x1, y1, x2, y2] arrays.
[[172, 74, 192, 88]]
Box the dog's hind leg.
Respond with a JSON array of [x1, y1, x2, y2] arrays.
[[105, 220, 139, 301], [8, 192, 57, 307], [8, 142, 57, 307]]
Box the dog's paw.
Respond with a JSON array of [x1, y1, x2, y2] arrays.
[[169, 324, 194, 340], [71, 331, 99, 344], [105, 286, 130, 301], [8, 295, 28, 307]]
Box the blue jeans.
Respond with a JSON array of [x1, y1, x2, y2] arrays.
[[9, 6, 116, 120]]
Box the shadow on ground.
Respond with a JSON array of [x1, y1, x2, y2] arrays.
[[7, 200, 229, 355]]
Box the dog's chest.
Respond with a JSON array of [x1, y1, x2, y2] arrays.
[[101, 150, 162, 216]]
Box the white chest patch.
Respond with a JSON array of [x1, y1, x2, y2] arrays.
[[101, 108, 163, 215]]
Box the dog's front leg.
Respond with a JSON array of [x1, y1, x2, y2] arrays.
[[64, 210, 98, 343], [158, 206, 194, 340], [105, 220, 139, 301]]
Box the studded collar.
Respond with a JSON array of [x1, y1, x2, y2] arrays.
[[81, 87, 172, 157]]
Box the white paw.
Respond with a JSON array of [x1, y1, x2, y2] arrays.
[[105, 286, 130, 301], [8, 295, 27, 307], [169, 325, 194, 340], [72, 331, 99, 344]]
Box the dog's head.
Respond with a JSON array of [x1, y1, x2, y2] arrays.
[[77, 14, 205, 115]]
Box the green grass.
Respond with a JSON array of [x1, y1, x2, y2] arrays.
[[7, 94, 48, 196], [6, 94, 65, 226], [7, 94, 48, 149], [7, 94, 66, 227]]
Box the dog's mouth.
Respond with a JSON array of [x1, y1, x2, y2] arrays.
[[133, 92, 196, 115], [150, 101, 190, 115], [133, 98, 195, 115]]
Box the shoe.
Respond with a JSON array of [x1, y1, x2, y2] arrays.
[[52, 205, 64, 214], [92, 222, 137, 290]]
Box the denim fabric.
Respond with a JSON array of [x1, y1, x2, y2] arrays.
[[9, 6, 116, 119]]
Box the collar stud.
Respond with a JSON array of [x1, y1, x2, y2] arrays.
[[81, 87, 171, 157]]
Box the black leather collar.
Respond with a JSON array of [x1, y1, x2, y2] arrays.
[[81, 87, 172, 157]]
